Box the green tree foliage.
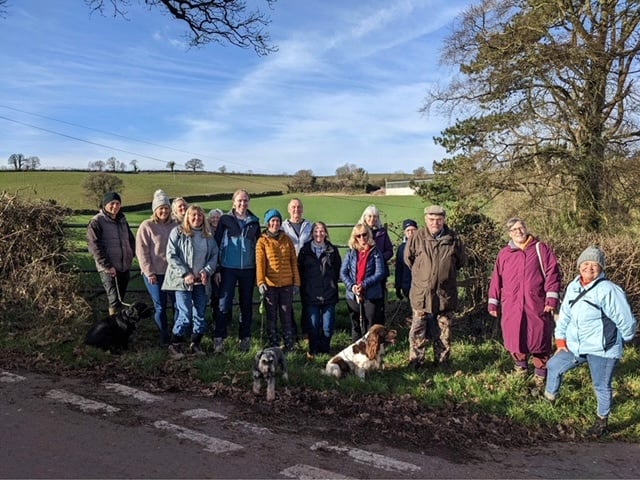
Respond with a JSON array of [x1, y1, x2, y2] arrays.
[[82, 173, 125, 208], [334, 163, 369, 192], [287, 169, 316, 193], [426, 0, 640, 232]]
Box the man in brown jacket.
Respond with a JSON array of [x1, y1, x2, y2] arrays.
[[404, 205, 466, 369]]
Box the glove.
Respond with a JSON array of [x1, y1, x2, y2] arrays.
[[258, 284, 268, 295], [395, 288, 403, 300], [293, 286, 300, 296]]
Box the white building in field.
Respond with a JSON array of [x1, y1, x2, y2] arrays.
[[384, 177, 433, 196]]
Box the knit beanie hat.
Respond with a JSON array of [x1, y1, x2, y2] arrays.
[[264, 208, 282, 225], [402, 219, 418, 230], [151, 189, 170, 212], [102, 191, 121, 207], [576, 245, 605, 270]]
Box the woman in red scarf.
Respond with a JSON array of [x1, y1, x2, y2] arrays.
[[340, 224, 386, 342]]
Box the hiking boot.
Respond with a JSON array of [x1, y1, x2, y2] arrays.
[[189, 342, 206, 356], [533, 374, 545, 388], [213, 337, 224, 354], [168, 343, 185, 360], [239, 337, 251, 352], [586, 416, 608, 438]]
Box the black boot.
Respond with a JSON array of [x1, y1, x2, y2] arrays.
[[586, 416, 608, 438]]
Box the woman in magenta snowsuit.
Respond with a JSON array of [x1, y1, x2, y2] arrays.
[[488, 217, 561, 385]]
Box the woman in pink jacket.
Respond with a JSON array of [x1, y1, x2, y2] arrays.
[[488, 217, 561, 387]]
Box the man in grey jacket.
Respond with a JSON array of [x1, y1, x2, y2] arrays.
[[281, 198, 313, 342]]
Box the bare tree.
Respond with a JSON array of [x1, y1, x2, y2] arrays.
[[8, 153, 25, 171], [85, 0, 277, 55], [24, 156, 41, 170], [185, 158, 204, 173], [167, 161, 176, 173], [130, 159, 139, 173], [427, 0, 640, 231], [105, 156, 118, 172], [412, 166, 427, 177], [218, 165, 227, 174], [88, 160, 105, 171]]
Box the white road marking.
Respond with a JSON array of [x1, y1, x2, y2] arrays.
[[45, 389, 120, 413], [153, 420, 243, 454], [311, 441, 421, 474], [182, 408, 227, 420], [182, 409, 272, 435], [0, 371, 26, 383], [281, 464, 354, 479], [103, 383, 163, 403]]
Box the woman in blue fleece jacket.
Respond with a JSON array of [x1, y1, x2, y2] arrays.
[[545, 246, 637, 437]]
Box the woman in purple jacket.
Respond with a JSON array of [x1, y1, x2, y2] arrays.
[[488, 217, 561, 387]]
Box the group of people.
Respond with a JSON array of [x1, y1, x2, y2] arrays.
[[87, 192, 637, 437]]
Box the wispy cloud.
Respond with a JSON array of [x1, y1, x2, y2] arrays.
[[0, 0, 469, 174]]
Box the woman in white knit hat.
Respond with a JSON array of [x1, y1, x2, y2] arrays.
[[545, 245, 637, 437], [135, 189, 177, 345]]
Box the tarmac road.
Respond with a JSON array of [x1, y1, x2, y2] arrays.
[[1, 369, 639, 479]]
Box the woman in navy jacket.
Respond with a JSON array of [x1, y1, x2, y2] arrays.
[[340, 223, 386, 342], [298, 222, 342, 357]]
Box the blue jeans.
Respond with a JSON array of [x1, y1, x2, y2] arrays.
[[216, 267, 256, 339], [172, 285, 208, 340], [546, 349, 619, 417], [143, 274, 173, 344], [308, 304, 336, 354]]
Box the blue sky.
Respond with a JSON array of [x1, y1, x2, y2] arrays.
[[0, 0, 470, 176]]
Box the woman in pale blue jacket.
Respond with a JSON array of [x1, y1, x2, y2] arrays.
[[545, 246, 637, 437], [163, 205, 218, 358]]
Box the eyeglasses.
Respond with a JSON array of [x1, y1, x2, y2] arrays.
[[509, 226, 525, 233], [354, 233, 368, 238]]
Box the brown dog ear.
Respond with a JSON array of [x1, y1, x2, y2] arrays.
[[365, 331, 381, 360]]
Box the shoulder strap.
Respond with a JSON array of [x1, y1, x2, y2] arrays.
[[568, 278, 605, 307], [535, 242, 545, 279]]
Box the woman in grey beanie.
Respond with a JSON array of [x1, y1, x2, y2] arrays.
[[136, 189, 177, 344], [545, 246, 637, 437]]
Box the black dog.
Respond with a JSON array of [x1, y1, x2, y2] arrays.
[[85, 302, 153, 353]]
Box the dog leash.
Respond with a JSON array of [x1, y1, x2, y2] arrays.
[[259, 295, 265, 346], [114, 274, 132, 308]]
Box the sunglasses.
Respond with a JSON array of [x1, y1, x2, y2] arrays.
[[354, 233, 368, 238]]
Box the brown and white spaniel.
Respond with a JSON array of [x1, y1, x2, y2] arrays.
[[323, 325, 397, 380]]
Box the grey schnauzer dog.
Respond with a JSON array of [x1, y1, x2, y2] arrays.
[[252, 347, 288, 401]]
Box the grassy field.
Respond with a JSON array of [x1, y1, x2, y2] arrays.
[[0, 170, 292, 210]]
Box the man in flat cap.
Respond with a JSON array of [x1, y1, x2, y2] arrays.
[[404, 205, 466, 369]]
